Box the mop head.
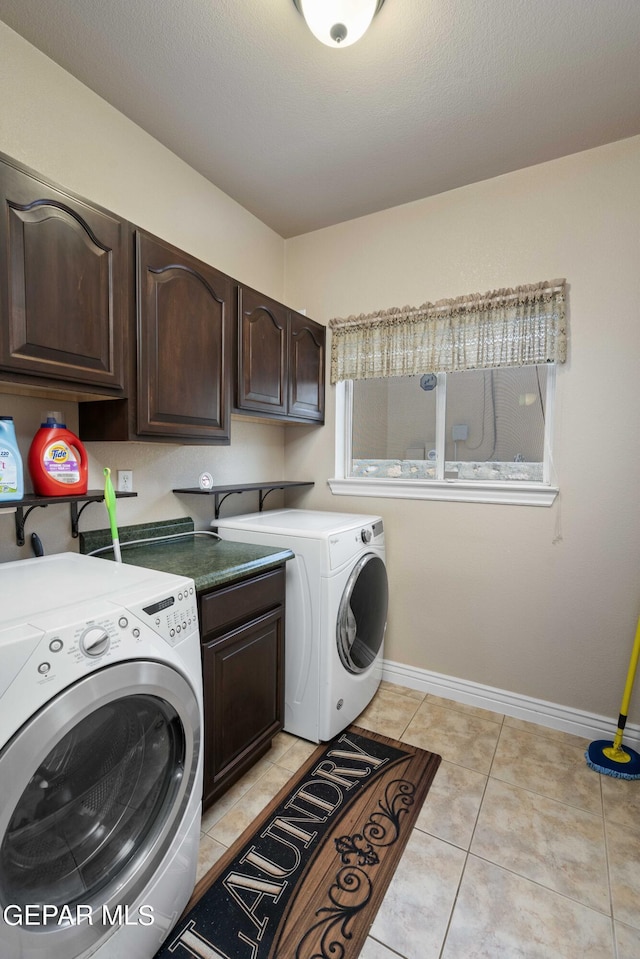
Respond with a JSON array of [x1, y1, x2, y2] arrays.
[[585, 740, 640, 780]]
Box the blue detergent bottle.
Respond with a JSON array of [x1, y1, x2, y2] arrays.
[[0, 416, 24, 500]]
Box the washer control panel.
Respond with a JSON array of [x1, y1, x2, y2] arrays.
[[0, 559, 200, 743], [140, 583, 198, 644], [27, 578, 198, 687]]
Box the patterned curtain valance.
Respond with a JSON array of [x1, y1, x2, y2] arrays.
[[328, 279, 567, 384]]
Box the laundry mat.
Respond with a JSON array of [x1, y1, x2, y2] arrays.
[[155, 726, 441, 959]]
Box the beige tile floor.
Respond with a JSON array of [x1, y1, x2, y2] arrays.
[[198, 682, 640, 959]]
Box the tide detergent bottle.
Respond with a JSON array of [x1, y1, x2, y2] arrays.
[[28, 413, 88, 496]]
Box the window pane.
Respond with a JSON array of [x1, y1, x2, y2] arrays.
[[351, 375, 439, 478], [444, 366, 546, 481]]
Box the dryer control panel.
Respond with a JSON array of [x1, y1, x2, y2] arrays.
[[328, 520, 384, 570]]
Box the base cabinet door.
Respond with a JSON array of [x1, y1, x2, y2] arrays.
[[199, 566, 286, 808], [202, 610, 283, 805], [0, 155, 126, 394]]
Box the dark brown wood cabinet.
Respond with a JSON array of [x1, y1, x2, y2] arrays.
[[80, 230, 233, 444], [0, 153, 323, 437], [237, 285, 325, 423], [200, 566, 286, 808], [0, 154, 127, 396], [135, 231, 232, 442], [237, 286, 288, 416], [288, 309, 326, 421]]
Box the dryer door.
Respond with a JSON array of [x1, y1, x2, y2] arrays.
[[0, 660, 200, 959], [337, 553, 389, 674]]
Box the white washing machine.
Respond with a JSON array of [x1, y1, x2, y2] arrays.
[[0, 552, 203, 959], [214, 509, 388, 743]]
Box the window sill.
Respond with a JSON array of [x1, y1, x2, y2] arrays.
[[328, 476, 558, 507]]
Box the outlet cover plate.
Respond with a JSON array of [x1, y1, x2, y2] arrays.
[[117, 470, 133, 492]]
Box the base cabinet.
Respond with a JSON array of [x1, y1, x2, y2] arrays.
[[200, 567, 285, 808]]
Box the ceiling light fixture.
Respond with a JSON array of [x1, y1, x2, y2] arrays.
[[293, 0, 386, 49]]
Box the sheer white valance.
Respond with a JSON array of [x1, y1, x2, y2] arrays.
[[329, 279, 567, 384]]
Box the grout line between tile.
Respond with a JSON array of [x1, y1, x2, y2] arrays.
[[469, 849, 613, 919], [434, 747, 497, 955], [483, 770, 608, 821], [600, 774, 619, 939], [367, 934, 409, 959], [436, 846, 470, 959]]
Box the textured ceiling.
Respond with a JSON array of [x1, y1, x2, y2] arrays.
[[1, 0, 639, 237]]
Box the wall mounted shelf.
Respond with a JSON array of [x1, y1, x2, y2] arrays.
[[8, 490, 137, 547], [173, 481, 313, 519]]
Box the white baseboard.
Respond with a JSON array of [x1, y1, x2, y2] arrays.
[[381, 659, 640, 750]]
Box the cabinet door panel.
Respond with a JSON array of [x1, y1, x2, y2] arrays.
[[137, 231, 231, 441], [0, 160, 125, 390], [203, 609, 284, 797], [289, 313, 325, 422], [200, 567, 285, 635], [237, 286, 287, 414]]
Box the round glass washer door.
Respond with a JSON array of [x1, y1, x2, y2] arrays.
[[0, 660, 200, 958], [337, 553, 389, 674]]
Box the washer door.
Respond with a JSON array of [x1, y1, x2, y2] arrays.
[[0, 660, 200, 959], [337, 553, 388, 674]]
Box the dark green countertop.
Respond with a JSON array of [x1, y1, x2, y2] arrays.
[[79, 518, 293, 593]]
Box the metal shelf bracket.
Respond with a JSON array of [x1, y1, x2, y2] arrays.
[[173, 481, 314, 520], [14, 504, 48, 548], [8, 491, 137, 547]]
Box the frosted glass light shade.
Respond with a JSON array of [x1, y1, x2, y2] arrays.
[[297, 0, 382, 48]]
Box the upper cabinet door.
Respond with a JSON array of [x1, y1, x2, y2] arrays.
[[0, 158, 126, 392], [136, 231, 232, 442], [288, 313, 325, 422], [236, 287, 326, 423], [237, 286, 288, 416]]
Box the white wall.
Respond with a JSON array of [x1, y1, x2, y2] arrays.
[[284, 136, 640, 723], [0, 23, 288, 563]]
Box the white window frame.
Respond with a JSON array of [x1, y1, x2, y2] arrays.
[[329, 366, 558, 507]]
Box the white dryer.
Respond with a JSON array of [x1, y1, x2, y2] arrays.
[[214, 509, 388, 743], [0, 552, 203, 959]]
